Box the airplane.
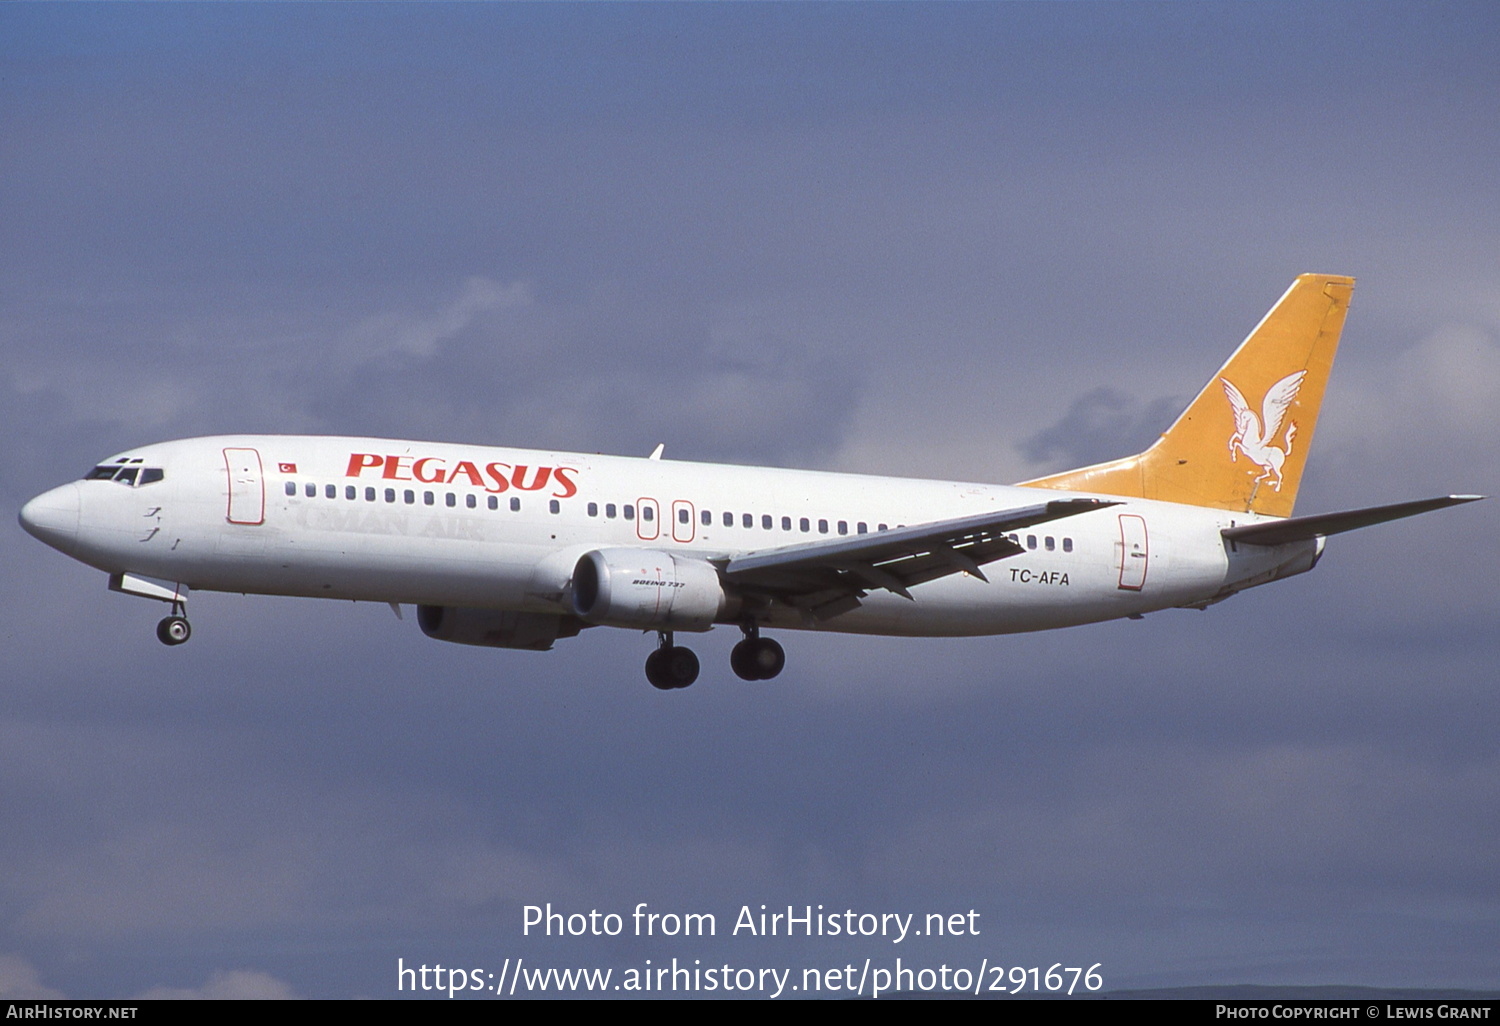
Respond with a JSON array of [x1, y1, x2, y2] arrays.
[[18, 274, 1482, 689]]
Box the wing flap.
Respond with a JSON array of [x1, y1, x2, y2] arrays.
[[726, 498, 1116, 607]]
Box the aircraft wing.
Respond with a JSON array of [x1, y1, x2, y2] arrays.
[[723, 498, 1117, 620], [1222, 495, 1483, 547]]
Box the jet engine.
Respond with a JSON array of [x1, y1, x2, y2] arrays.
[[570, 548, 734, 630], [417, 605, 584, 651]]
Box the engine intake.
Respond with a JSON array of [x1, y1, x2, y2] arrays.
[[571, 548, 732, 630]]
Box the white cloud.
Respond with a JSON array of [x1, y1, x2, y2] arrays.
[[1315, 320, 1500, 504], [137, 969, 297, 1000], [347, 276, 533, 360], [0, 955, 64, 1000], [1395, 325, 1500, 433]]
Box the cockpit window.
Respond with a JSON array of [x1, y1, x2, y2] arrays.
[[84, 464, 165, 486]]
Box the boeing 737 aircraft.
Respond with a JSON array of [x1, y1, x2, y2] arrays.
[[19, 275, 1481, 688]]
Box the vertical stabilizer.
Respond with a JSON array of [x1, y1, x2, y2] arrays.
[[1021, 273, 1354, 517]]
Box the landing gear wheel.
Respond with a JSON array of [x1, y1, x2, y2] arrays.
[[664, 646, 699, 688], [645, 648, 673, 690], [732, 637, 785, 680], [645, 645, 699, 689], [751, 637, 784, 679], [156, 616, 191, 646], [730, 640, 758, 680]]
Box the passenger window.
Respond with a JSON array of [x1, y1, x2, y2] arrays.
[[446, 493, 456, 508], [679, 508, 690, 524], [325, 484, 335, 499], [1045, 536, 1055, 551], [385, 488, 396, 503], [878, 524, 888, 532], [800, 518, 810, 533], [345, 485, 356, 500], [366, 487, 376, 502], [549, 499, 560, 514], [304, 483, 316, 498], [837, 520, 848, 535], [511, 497, 521, 512], [285, 482, 296, 496], [626, 505, 637, 521], [606, 503, 617, 519], [818, 519, 828, 534], [488, 495, 498, 510], [403, 490, 414, 504], [700, 509, 710, 526], [466, 494, 476, 509], [744, 513, 753, 528], [762, 515, 772, 530], [857, 522, 867, 534], [1027, 535, 1037, 549], [782, 516, 792, 531], [724, 511, 733, 527], [588, 502, 598, 517], [423, 491, 434, 506], [1062, 537, 1073, 553]]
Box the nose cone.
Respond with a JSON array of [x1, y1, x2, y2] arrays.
[[19, 482, 81, 555]]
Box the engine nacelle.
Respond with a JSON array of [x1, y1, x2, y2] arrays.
[[417, 605, 584, 651], [571, 548, 733, 630]]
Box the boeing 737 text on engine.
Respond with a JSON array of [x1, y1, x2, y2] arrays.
[[19, 275, 1481, 689]]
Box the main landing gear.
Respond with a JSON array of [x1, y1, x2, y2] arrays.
[[730, 623, 785, 681], [156, 601, 191, 646], [645, 632, 700, 690], [644, 625, 786, 689]]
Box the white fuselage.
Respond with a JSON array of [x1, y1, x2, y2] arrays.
[[23, 435, 1319, 639]]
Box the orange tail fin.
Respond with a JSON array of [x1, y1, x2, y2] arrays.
[[1021, 273, 1355, 517]]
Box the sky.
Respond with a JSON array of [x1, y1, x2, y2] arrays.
[[2, 1, 1497, 1000]]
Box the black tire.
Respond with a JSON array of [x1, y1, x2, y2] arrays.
[[730, 640, 761, 681], [665, 646, 699, 688], [752, 637, 785, 680], [156, 616, 191, 646], [644, 648, 674, 690]]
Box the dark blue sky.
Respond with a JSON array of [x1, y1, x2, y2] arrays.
[[2, 2, 1496, 999]]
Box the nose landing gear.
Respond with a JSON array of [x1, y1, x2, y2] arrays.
[[156, 601, 191, 646]]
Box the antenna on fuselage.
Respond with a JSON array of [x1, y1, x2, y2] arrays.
[[648, 444, 664, 461]]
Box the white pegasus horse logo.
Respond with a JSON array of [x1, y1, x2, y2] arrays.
[[1222, 370, 1305, 491]]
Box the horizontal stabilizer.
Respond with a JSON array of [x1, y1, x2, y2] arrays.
[[1222, 495, 1483, 547]]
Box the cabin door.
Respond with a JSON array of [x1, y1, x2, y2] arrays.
[[223, 448, 265, 525], [1117, 514, 1148, 590]]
